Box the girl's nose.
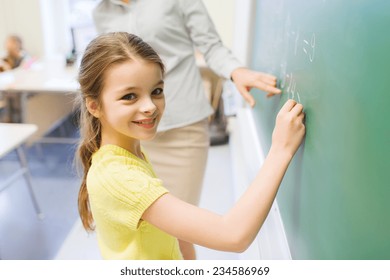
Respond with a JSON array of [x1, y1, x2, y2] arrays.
[[140, 97, 157, 115]]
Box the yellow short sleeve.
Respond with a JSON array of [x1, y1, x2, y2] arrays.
[[87, 159, 168, 231]]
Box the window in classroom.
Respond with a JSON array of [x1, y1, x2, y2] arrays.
[[67, 0, 98, 55]]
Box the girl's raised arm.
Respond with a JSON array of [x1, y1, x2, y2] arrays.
[[142, 99, 305, 252]]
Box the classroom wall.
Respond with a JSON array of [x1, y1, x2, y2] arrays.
[[39, 0, 72, 58], [0, 0, 45, 58], [0, 0, 76, 59], [203, 0, 236, 50], [231, 0, 254, 66]]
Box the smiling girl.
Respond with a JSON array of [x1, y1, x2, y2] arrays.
[[76, 32, 305, 260]]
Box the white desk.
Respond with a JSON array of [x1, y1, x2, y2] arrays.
[[0, 59, 78, 93], [0, 123, 43, 219], [0, 59, 79, 143]]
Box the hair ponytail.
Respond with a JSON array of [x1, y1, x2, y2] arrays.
[[76, 104, 101, 231]]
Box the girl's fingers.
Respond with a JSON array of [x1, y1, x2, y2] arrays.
[[280, 99, 297, 113], [297, 112, 306, 123], [290, 102, 304, 115]]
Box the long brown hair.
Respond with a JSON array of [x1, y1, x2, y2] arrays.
[[75, 32, 165, 231]]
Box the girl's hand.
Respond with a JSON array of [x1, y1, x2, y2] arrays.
[[271, 99, 306, 157], [231, 67, 282, 107]]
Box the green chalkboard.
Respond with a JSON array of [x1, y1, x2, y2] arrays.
[[250, 0, 390, 259]]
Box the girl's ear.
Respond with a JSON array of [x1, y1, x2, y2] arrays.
[[86, 97, 101, 118]]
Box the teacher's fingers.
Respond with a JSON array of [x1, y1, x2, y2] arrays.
[[237, 85, 256, 107], [253, 79, 282, 95]]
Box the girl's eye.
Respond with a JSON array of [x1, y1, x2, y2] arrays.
[[152, 88, 164, 96], [121, 93, 136, 101]]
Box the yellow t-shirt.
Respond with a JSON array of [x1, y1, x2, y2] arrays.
[[87, 144, 183, 260]]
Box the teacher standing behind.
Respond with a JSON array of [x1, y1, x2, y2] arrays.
[[92, 0, 281, 259]]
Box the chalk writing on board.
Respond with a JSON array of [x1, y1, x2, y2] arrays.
[[293, 29, 300, 56], [281, 71, 303, 103], [303, 33, 316, 62]]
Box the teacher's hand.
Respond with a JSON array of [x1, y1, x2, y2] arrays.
[[231, 67, 282, 107]]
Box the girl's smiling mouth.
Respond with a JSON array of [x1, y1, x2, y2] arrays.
[[132, 117, 157, 128]]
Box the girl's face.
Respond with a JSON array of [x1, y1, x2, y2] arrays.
[[89, 59, 165, 152]]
